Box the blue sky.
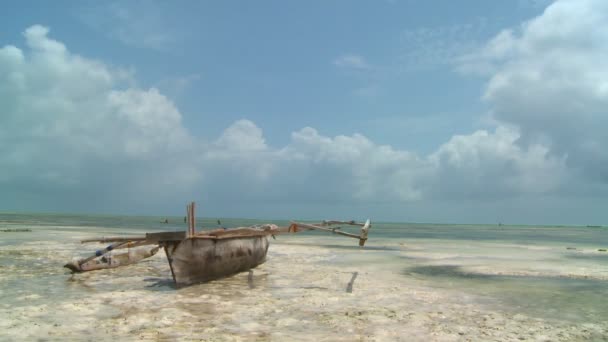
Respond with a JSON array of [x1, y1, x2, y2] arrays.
[[2, 0, 544, 149], [1, 0, 607, 224]]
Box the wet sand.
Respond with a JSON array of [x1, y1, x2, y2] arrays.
[[1, 225, 608, 341]]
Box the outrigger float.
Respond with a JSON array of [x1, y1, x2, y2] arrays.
[[65, 202, 371, 287]]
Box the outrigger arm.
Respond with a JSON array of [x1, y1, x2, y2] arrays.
[[287, 219, 371, 246]]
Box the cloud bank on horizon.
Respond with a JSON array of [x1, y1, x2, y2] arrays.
[[1, 0, 606, 223]]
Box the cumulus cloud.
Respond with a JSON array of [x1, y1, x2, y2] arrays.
[[1, 26, 431, 211], [0, 25, 198, 211], [333, 54, 371, 70], [1, 21, 594, 217], [199, 122, 561, 206], [461, 0, 608, 185], [280, 127, 431, 201], [430, 126, 567, 198]]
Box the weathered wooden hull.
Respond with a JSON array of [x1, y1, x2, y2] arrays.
[[163, 235, 270, 287]]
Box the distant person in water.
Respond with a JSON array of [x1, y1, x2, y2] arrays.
[[162, 218, 169, 224]]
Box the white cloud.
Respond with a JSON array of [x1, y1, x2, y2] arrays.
[[430, 126, 567, 198], [0, 23, 588, 217], [518, 0, 555, 8], [199, 121, 564, 204], [333, 54, 385, 98], [280, 127, 431, 201], [460, 0, 608, 184], [154, 74, 201, 98], [333, 54, 371, 70], [215, 120, 268, 153], [399, 21, 488, 71], [0, 25, 198, 209], [78, 1, 175, 50], [353, 84, 381, 98]]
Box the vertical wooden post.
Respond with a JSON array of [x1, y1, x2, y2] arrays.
[[358, 219, 371, 247], [190, 202, 196, 236], [186, 204, 191, 238], [186, 202, 196, 237]]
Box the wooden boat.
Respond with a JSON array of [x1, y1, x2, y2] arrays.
[[146, 226, 275, 286], [65, 202, 371, 287]]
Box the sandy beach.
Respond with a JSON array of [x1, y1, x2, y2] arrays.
[[1, 216, 608, 341]]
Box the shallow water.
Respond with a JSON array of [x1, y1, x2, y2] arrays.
[[1, 213, 607, 341]]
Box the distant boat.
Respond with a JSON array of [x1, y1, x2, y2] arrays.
[[65, 202, 371, 287]]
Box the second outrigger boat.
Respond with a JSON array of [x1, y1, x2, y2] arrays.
[[65, 202, 371, 287]]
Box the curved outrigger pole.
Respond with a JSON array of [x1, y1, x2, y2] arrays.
[[286, 219, 371, 246]]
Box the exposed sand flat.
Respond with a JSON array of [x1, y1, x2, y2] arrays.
[[1, 226, 608, 341]]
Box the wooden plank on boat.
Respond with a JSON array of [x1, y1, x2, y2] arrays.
[[192, 232, 269, 240], [146, 231, 186, 242], [204, 227, 277, 237], [81, 236, 147, 243], [112, 240, 159, 249]]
